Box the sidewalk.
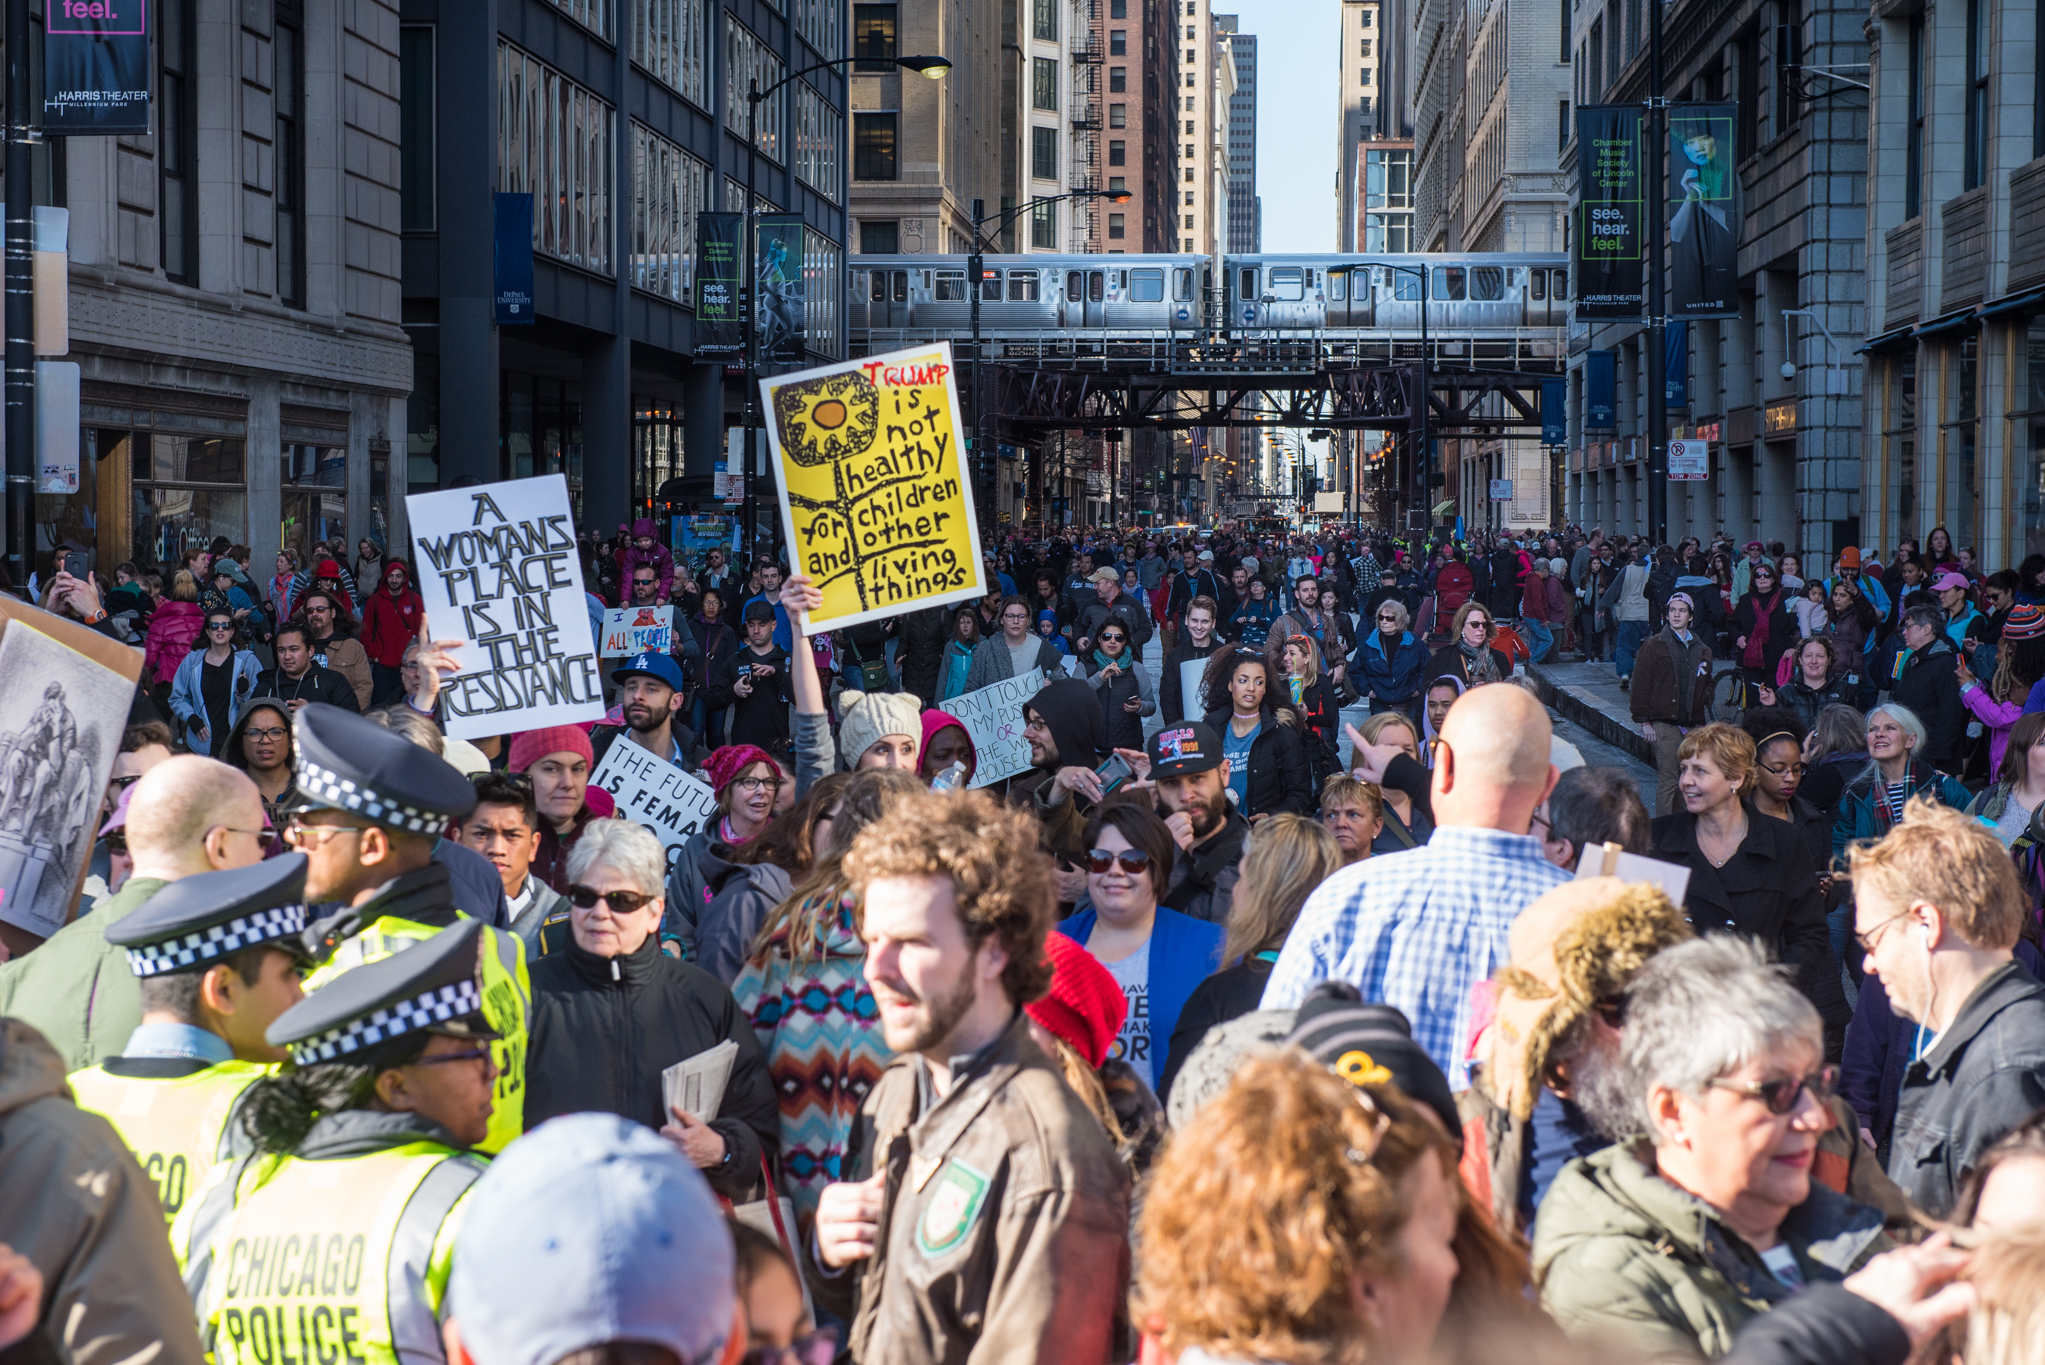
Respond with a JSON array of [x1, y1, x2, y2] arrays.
[[1526, 658, 1652, 765]]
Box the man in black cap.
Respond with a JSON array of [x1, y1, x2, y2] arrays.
[[181, 921, 497, 1365], [1111, 721, 1249, 926], [69, 857, 317, 1244], [287, 703, 530, 1153]]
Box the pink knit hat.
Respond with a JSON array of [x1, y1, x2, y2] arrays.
[[508, 725, 596, 773], [701, 744, 779, 794]]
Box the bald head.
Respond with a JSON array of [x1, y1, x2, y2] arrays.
[[1433, 684, 1559, 832], [126, 756, 266, 879]]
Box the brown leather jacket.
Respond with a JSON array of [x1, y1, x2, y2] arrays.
[[816, 1012, 1133, 1365]]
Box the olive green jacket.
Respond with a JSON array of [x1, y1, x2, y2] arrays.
[[1531, 1140, 1891, 1361], [0, 877, 165, 1073]]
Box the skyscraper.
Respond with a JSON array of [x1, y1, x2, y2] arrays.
[[1335, 0, 1410, 250], [1218, 15, 1260, 253]]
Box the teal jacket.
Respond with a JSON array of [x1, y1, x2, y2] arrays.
[[1831, 758, 1972, 858]]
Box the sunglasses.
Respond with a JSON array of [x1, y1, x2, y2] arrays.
[[1085, 848, 1152, 875], [207, 621, 235, 632], [568, 885, 659, 913], [411, 1047, 496, 1070], [1099, 633, 1126, 643], [1707, 1065, 1838, 1116], [221, 826, 280, 849], [743, 1333, 838, 1365]]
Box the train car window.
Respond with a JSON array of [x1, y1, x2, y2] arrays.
[[1239, 267, 1256, 299], [1433, 267, 1466, 301], [1130, 268, 1165, 302], [935, 269, 968, 300], [1271, 267, 1304, 300], [1088, 271, 1105, 301], [892, 271, 908, 302], [1392, 270, 1420, 301], [1329, 272, 1346, 301], [1470, 267, 1504, 301], [1173, 268, 1193, 300], [870, 272, 887, 301], [981, 270, 1002, 301], [1067, 271, 1083, 301], [1528, 269, 1547, 301], [1552, 269, 1570, 300], [1009, 271, 1040, 301]]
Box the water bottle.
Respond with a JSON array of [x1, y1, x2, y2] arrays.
[[931, 760, 968, 793]]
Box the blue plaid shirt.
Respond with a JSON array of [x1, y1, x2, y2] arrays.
[[1261, 826, 1571, 1089]]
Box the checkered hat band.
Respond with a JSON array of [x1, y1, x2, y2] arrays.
[[123, 905, 310, 978], [290, 978, 485, 1066], [294, 757, 443, 833]]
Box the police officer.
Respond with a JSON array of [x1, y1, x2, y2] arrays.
[[180, 920, 497, 1365], [70, 857, 317, 1248], [285, 703, 530, 1152]]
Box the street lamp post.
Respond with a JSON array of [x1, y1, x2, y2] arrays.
[[739, 53, 950, 560], [965, 189, 1129, 536]]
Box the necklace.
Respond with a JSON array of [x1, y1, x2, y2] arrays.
[[1698, 810, 1747, 867]]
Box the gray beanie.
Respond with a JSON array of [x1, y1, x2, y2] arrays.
[[837, 689, 924, 768], [1164, 1007, 1298, 1130]]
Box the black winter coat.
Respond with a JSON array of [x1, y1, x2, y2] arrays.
[[1717, 1284, 1910, 1365], [896, 604, 950, 705], [1732, 591, 1799, 676], [525, 934, 780, 1200], [1203, 707, 1313, 819], [706, 644, 793, 752], [255, 663, 361, 713], [1890, 638, 1966, 770]]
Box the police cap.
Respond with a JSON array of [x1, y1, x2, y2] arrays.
[[266, 919, 498, 1067], [104, 854, 316, 978], [292, 702, 477, 833]]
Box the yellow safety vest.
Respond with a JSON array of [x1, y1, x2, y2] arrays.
[[306, 916, 530, 1153], [68, 1060, 269, 1242], [195, 1142, 482, 1365]]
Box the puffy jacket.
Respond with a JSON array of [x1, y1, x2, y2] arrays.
[[1830, 758, 1972, 858], [1202, 706, 1313, 819], [1532, 1139, 1890, 1361], [1889, 638, 1966, 770], [1353, 628, 1430, 707], [619, 519, 677, 601], [697, 858, 795, 987], [1432, 561, 1475, 633], [167, 647, 262, 749], [1772, 672, 1870, 737], [143, 600, 205, 684], [360, 561, 426, 668]]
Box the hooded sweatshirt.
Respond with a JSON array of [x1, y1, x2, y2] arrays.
[[921, 709, 979, 788], [361, 558, 426, 668], [620, 518, 678, 601], [1012, 677, 1107, 868]]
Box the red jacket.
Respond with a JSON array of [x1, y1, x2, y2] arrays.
[[361, 562, 426, 668], [144, 601, 205, 684]]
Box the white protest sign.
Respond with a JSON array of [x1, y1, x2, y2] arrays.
[[1179, 659, 1205, 722], [938, 667, 1045, 787], [601, 605, 675, 657], [408, 473, 605, 739], [590, 740, 722, 877]]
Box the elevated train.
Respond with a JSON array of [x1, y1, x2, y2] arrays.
[[850, 251, 1572, 338]]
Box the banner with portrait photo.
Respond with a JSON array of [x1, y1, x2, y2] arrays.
[[1574, 105, 1646, 320], [755, 215, 808, 365], [1668, 103, 1740, 318]]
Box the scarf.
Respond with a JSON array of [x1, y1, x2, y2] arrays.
[[1742, 591, 1782, 668], [1460, 639, 1502, 684], [1092, 648, 1129, 672]]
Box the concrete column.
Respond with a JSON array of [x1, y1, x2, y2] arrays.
[[684, 363, 725, 479], [247, 378, 283, 574], [437, 0, 499, 486], [582, 336, 631, 535], [348, 392, 374, 551]]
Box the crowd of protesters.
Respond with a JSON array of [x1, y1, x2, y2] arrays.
[[4, 510, 2045, 1365]]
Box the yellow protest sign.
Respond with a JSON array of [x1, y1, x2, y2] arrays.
[[762, 341, 987, 632]]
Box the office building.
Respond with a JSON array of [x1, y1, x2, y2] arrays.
[[1218, 15, 1260, 253], [1088, 0, 1181, 251]]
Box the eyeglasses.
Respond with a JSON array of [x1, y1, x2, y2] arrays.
[[1376, 613, 1399, 623], [732, 775, 781, 794], [1760, 762, 1806, 779], [410, 1047, 496, 1070], [568, 885, 659, 913], [207, 621, 235, 632], [743, 1332, 838, 1365], [244, 727, 289, 743], [218, 826, 279, 849], [635, 579, 657, 587], [284, 819, 366, 849], [1707, 1065, 1838, 1116], [1099, 633, 1125, 643], [1085, 848, 1152, 875], [109, 773, 145, 791], [1854, 909, 1916, 952]]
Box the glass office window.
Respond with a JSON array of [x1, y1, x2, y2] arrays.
[[794, 84, 843, 198], [498, 42, 616, 274], [633, 0, 708, 107], [726, 20, 787, 162], [631, 122, 710, 302]]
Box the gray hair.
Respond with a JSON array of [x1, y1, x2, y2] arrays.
[[1903, 603, 1945, 636], [368, 704, 445, 758], [564, 819, 668, 899], [1866, 702, 1927, 752], [1372, 598, 1411, 633], [1621, 935, 1822, 1142]]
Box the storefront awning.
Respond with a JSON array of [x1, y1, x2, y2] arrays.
[[1910, 308, 1976, 341], [1856, 324, 1914, 354], [1975, 289, 2045, 321]]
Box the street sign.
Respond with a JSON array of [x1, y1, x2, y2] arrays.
[[1488, 479, 1514, 501], [1668, 438, 1712, 481]]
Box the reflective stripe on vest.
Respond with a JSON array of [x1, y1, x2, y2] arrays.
[[306, 917, 530, 1154], [202, 1143, 483, 1365], [68, 1061, 269, 1231]]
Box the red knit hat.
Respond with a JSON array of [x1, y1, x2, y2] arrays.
[[701, 743, 778, 794], [1027, 932, 1127, 1069], [508, 725, 596, 773]]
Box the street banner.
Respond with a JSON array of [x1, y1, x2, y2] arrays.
[[1586, 350, 1617, 427], [1668, 104, 1739, 318], [36, 363, 81, 495], [589, 742, 720, 876], [1666, 320, 1689, 407], [761, 341, 987, 633], [494, 194, 535, 325], [756, 215, 808, 364], [407, 473, 605, 739], [599, 605, 675, 657], [938, 668, 1045, 787], [696, 213, 743, 355], [43, 0, 150, 134], [1575, 105, 1646, 319], [1541, 377, 1567, 446]]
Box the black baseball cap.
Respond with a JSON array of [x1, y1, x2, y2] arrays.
[[742, 600, 776, 624], [1287, 981, 1462, 1150], [1146, 721, 1225, 779]]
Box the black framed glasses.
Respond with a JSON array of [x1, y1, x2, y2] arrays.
[[219, 826, 279, 850], [1707, 1065, 1838, 1116], [568, 885, 659, 913], [411, 1048, 496, 1070], [207, 620, 236, 633], [1085, 848, 1152, 875], [1099, 632, 1126, 643], [243, 726, 289, 743]]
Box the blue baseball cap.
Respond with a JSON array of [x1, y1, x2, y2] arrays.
[[447, 1114, 734, 1365], [611, 651, 685, 691]]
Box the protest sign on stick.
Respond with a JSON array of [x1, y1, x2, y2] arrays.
[[938, 668, 1044, 787], [600, 605, 675, 657], [762, 342, 986, 634], [590, 741, 721, 875], [408, 473, 605, 740]]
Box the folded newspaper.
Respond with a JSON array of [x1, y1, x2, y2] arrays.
[[661, 1039, 739, 1122]]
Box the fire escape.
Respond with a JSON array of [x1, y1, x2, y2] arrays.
[[1069, 0, 1105, 251]]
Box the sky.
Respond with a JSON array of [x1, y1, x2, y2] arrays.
[[1224, 0, 1341, 255]]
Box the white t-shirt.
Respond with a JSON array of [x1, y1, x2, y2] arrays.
[[1101, 941, 1154, 1087]]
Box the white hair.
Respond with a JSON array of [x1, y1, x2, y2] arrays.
[[1620, 935, 1822, 1141], [564, 819, 667, 899], [1867, 702, 1928, 752]]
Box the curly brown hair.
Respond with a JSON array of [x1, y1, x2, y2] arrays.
[[841, 788, 1056, 1006], [1138, 1050, 1448, 1365]]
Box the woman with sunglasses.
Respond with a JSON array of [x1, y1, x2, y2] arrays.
[[1354, 596, 1429, 722], [1056, 804, 1223, 1094], [1429, 600, 1513, 690], [1084, 618, 1156, 755], [224, 698, 300, 824], [1732, 559, 1797, 694], [523, 819, 781, 1202], [167, 608, 261, 757]]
